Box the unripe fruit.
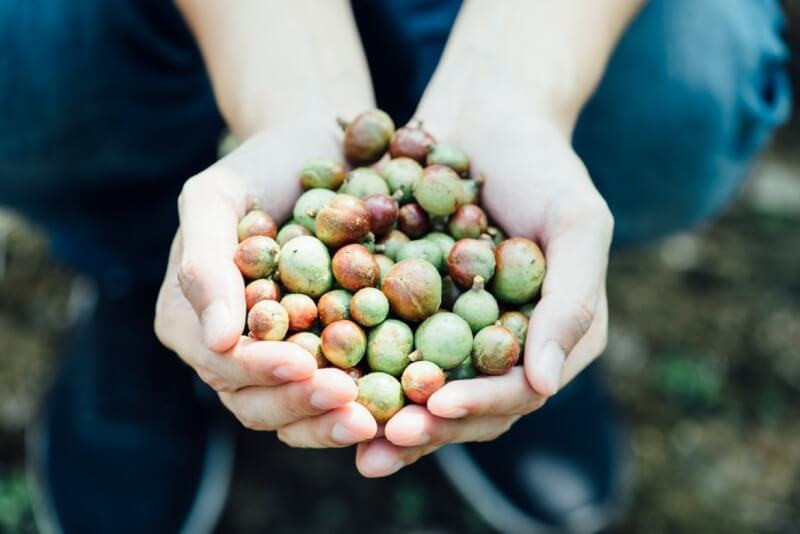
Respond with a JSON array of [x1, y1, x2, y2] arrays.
[[426, 143, 470, 176], [498, 311, 529, 348], [331, 243, 379, 292], [276, 222, 311, 247], [238, 209, 278, 242], [459, 178, 482, 206], [448, 205, 488, 240], [519, 303, 535, 318], [350, 287, 390, 327], [389, 121, 435, 163], [424, 232, 455, 259], [413, 165, 462, 216], [321, 320, 367, 369], [363, 194, 398, 237], [366, 319, 414, 376], [341, 168, 390, 198], [287, 332, 326, 368], [382, 157, 424, 203], [491, 238, 546, 305], [278, 236, 333, 297], [441, 275, 463, 309], [446, 356, 477, 381], [317, 289, 352, 326], [402, 361, 445, 404], [472, 325, 520, 375], [248, 300, 289, 341], [292, 188, 335, 232], [415, 312, 473, 370], [453, 276, 500, 333], [356, 372, 405, 424], [245, 279, 282, 311], [382, 259, 442, 322], [396, 239, 443, 271], [300, 157, 346, 190], [234, 236, 280, 279], [340, 109, 395, 166], [397, 203, 429, 238], [376, 230, 409, 261], [315, 194, 371, 248], [280, 293, 318, 331], [447, 239, 496, 288], [374, 254, 395, 285]]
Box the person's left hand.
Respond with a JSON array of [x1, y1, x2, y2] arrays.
[[355, 105, 613, 477]]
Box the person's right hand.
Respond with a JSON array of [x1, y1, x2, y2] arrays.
[[155, 121, 378, 447]]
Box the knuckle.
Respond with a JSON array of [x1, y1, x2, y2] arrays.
[[195, 366, 234, 393], [177, 258, 207, 298], [567, 297, 596, 339]]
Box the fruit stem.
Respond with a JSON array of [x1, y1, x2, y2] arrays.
[[305, 208, 318, 217], [392, 190, 405, 202], [472, 276, 485, 291], [474, 173, 486, 185], [479, 233, 494, 244], [336, 117, 349, 131], [374, 243, 386, 253], [408, 350, 421, 362]]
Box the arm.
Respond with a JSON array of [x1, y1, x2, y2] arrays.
[[359, 1, 645, 477]]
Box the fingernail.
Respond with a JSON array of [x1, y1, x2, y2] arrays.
[[408, 433, 430, 446], [444, 407, 468, 418], [331, 422, 359, 444], [311, 391, 341, 410], [201, 299, 230, 349], [538, 341, 566, 394], [274, 365, 306, 381]]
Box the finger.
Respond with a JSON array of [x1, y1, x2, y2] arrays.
[[525, 197, 613, 396], [427, 367, 545, 418], [177, 170, 247, 352], [276, 402, 378, 448], [355, 438, 438, 478], [218, 368, 358, 431], [384, 405, 518, 447]]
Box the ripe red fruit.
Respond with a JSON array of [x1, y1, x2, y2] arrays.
[[389, 120, 436, 163], [244, 279, 282, 311], [363, 194, 399, 237], [447, 238, 496, 288], [238, 209, 278, 241], [397, 203, 429, 238], [401, 361, 446, 404], [448, 204, 488, 240], [280, 293, 318, 331], [331, 244, 380, 292], [234, 235, 280, 279], [339, 109, 395, 166], [314, 194, 371, 248], [247, 300, 289, 341], [381, 258, 442, 321]]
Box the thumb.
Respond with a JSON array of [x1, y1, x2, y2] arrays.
[[177, 170, 247, 352]]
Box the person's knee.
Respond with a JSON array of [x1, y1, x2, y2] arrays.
[[575, 0, 792, 247]]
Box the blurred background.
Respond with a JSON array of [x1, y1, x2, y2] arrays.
[[1, 7, 799, 534]]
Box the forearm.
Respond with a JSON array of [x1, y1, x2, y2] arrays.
[[176, 0, 374, 138], [419, 0, 645, 135]]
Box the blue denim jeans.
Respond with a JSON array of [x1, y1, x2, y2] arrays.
[[0, 0, 792, 288]]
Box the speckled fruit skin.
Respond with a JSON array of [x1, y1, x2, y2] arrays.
[[448, 205, 488, 240], [278, 236, 333, 298], [363, 194, 398, 237], [472, 325, 520, 375], [426, 143, 470, 176], [234, 236, 280, 279], [247, 300, 289, 341], [350, 287, 390, 327], [321, 320, 367, 369], [389, 122, 436, 163], [341, 168, 390, 198], [245, 279, 282, 311], [397, 203, 429, 238], [342, 109, 395, 166], [381, 259, 442, 322], [402, 361, 446, 404], [414, 312, 473, 370], [396, 239, 443, 271], [238, 209, 278, 241], [366, 319, 414, 376], [317, 289, 352, 326], [453, 278, 500, 333], [376, 230, 409, 261], [357, 372, 405, 423], [280, 293, 318, 331], [447, 239, 496, 288], [331, 244, 379, 292], [413, 165, 463, 217], [498, 311, 529, 348], [382, 157, 424, 204], [374, 254, 395, 285], [300, 157, 346, 190], [446, 356, 477, 380], [275, 222, 311, 247], [315, 194, 371, 248], [441, 275, 463, 309], [424, 232, 455, 259], [287, 332, 326, 368], [292, 188, 336, 232], [491, 238, 546, 305]]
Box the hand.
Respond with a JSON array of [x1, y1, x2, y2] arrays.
[[155, 121, 378, 448], [356, 110, 613, 477]]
